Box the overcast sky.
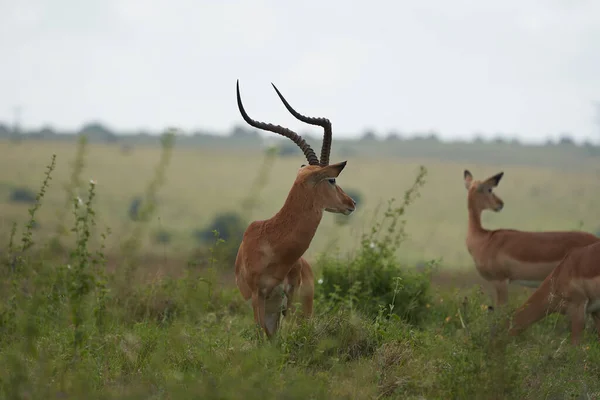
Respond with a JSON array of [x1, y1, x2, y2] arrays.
[[1, 0, 599, 142]]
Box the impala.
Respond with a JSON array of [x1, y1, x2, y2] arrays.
[[234, 80, 356, 339], [463, 169, 599, 308], [509, 241, 600, 345]]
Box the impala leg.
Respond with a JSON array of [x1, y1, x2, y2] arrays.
[[282, 261, 314, 323], [283, 267, 301, 319], [493, 279, 509, 308], [592, 312, 600, 340], [283, 281, 313, 322], [568, 302, 586, 346], [283, 285, 297, 320], [265, 286, 287, 339], [298, 262, 314, 319], [251, 291, 261, 325], [251, 291, 275, 340]]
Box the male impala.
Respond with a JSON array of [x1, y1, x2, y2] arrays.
[[463, 169, 599, 308], [235, 80, 356, 339], [509, 241, 600, 345]]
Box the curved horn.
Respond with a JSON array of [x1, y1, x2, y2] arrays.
[[271, 83, 332, 166], [236, 80, 320, 166]]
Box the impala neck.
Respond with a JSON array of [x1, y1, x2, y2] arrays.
[[467, 197, 486, 235], [269, 183, 323, 261], [510, 281, 554, 334]]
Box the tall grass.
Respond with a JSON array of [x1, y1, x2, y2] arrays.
[[0, 144, 599, 399]]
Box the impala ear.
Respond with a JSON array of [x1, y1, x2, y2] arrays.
[[483, 172, 504, 188], [309, 161, 347, 182], [464, 169, 473, 190]]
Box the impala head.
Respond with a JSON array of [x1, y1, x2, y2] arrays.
[[463, 169, 504, 212], [236, 80, 356, 215], [295, 161, 356, 215]]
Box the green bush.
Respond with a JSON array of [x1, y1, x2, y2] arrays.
[[317, 166, 432, 325], [153, 229, 172, 244], [9, 187, 37, 204], [318, 251, 431, 325]]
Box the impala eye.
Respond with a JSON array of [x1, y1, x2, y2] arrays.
[[328, 178, 336, 184]]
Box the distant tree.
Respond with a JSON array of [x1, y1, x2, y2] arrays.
[[583, 140, 600, 157], [137, 130, 152, 138], [78, 122, 117, 143], [509, 137, 521, 146], [473, 135, 485, 144], [230, 125, 259, 139], [593, 101, 600, 139], [424, 130, 440, 142], [558, 133, 575, 146], [0, 123, 9, 137], [299, 130, 317, 142], [493, 135, 506, 144], [278, 141, 301, 157], [28, 125, 56, 140], [385, 131, 402, 141], [360, 130, 377, 141], [39, 125, 55, 137]]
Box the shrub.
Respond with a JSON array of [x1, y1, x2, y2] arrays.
[[9, 187, 36, 204], [317, 166, 432, 325], [190, 219, 244, 269], [153, 229, 172, 244], [318, 246, 432, 325], [127, 196, 144, 221], [194, 212, 246, 246]]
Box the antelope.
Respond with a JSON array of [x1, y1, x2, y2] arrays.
[[234, 80, 356, 339], [463, 169, 599, 309], [509, 241, 600, 345]]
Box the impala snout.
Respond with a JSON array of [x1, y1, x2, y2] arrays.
[[493, 197, 504, 212], [324, 189, 356, 215], [344, 197, 357, 215], [340, 191, 357, 215]]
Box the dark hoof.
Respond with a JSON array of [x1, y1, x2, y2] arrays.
[[487, 305, 495, 312]]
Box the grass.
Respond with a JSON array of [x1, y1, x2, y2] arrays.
[[0, 137, 600, 399], [1, 139, 599, 268]]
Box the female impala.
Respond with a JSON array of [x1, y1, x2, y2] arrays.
[[463, 169, 599, 308], [509, 241, 600, 345], [235, 80, 356, 339]]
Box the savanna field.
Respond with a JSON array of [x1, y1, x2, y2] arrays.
[[1, 135, 600, 399]]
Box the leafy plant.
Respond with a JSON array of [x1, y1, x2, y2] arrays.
[[318, 166, 433, 325]]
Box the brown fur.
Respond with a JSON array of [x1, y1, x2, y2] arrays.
[[464, 170, 599, 307], [235, 162, 356, 338], [509, 241, 600, 345]]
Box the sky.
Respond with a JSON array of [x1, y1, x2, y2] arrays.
[[1, 0, 600, 143]]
